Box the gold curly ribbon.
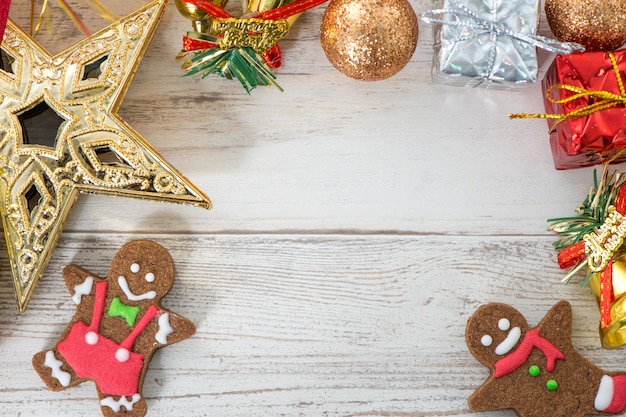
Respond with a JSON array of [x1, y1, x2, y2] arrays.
[[30, 0, 118, 37], [509, 52, 626, 132]]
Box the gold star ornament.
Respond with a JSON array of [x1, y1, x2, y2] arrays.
[[0, 0, 211, 312]]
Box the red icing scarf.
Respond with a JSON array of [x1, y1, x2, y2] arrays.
[[493, 328, 565, 378]]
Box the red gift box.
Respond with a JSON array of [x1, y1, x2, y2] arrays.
[[542, 51, 626, 170]]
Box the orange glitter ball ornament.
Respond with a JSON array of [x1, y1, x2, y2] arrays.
[[320, 0, 418, 81], [545, 0, 626, 51]]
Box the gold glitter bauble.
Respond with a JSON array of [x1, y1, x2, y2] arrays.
[[320, 0, 418, 81], [545, 0, 626, 51]]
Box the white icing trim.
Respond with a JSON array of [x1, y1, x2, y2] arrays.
[[72, 276, 94, 305], [44, 350, 71, 387], [100, 394, 141, 412], [595, 375, 614, 411], [145, 272, 155, 283], [480, 334, 492, 347], [494, 326, 521, 355], [130, 263, 140, 273], [156, 312, 173, 344], [118, 276, 156, 301]]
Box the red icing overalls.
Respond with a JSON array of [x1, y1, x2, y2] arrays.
[[58, 281, 158, 396]]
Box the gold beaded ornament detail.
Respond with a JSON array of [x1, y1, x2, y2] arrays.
[[0, 0, 211, 312]]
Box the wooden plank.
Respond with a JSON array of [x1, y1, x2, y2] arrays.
[[6, 2, 599, 236], [0, 234, 614, 416]]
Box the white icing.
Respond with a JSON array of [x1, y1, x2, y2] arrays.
[[145, 272, 155, 283], [130, 263, 140, 273], [115, 348, 130, 363], [100, 394, 141, 412], [498, 318, 510, 331], [72, 276, 94, 305], [85, 331, 99, 345], [595, 375, 614, 411], [44, 350, 71, 387], [155, 313, 173, 344], [118, 276, 156, 301], [494, 326, 521, 355], [480, 334, 493, 347]]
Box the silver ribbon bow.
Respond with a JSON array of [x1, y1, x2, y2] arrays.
[[420, 0, 585, 55]]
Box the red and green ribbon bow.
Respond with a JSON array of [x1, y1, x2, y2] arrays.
[[179, 0, 327, 92]]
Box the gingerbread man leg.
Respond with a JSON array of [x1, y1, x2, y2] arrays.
[[32, 348, 82, 391], [96, 387, 148, 417]]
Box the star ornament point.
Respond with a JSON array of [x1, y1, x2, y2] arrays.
[[0, 0, 211, 312]]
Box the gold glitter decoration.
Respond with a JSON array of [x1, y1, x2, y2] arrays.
[[0, 0, 212, 312], [320, 0, 418, 81], [213, 17, 289, 52], [545, 0, 626, 51]]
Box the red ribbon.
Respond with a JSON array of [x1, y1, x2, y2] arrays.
[[183, 35, 283, 69], [0, 0, 10, 43], [493, 328, 565, 378], [184, 0, 328, 21], [557, 185, 626, 328], [183, 36, 219, 51], [181, 0, 328, 68]]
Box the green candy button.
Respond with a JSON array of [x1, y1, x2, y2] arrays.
[[528, 365, 540, 377], [546, 379, 558, 391]]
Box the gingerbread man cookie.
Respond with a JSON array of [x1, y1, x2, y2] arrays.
[[33, 240, 195, 417], [466, 301, 626, 417]]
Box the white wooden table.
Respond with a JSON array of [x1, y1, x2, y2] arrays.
[[0, 1, 618, 416]]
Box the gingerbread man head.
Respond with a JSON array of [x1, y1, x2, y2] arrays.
[[106, 240, 175, 308], [466, 303, 530, 368]]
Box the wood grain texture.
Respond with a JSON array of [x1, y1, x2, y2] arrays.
[[0, 235, 617, 416], [5, 1, 599, 236], [1, 1, 620, 416]]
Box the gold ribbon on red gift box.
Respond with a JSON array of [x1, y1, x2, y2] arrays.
[[510, 52, 626, 131]]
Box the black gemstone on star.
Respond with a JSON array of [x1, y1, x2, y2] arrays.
[[24, 184, 42, 219], [82, 55, 109, 81], [18, 101, 65, 149], [0, 48, 15, 75]]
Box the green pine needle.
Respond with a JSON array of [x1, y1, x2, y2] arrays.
[[548, 169, 626, 251], [182, 46, 282, 94]]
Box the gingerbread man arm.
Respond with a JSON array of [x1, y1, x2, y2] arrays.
[[62, 265, 100, 301], [154, 309, 196, 346], [468, 378, 513, 411], [538, 300, 572, 348]]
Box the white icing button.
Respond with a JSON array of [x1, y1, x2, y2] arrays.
[[115, 348, 130, 363], [130, 263, 140, 273], [145, 272, 155, 283], [498, 318, 511, 331], [480, 334, 493, 347], [85, 331, 99, 345]]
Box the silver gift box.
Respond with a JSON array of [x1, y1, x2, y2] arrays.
[[430, 0, 540, 88]]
